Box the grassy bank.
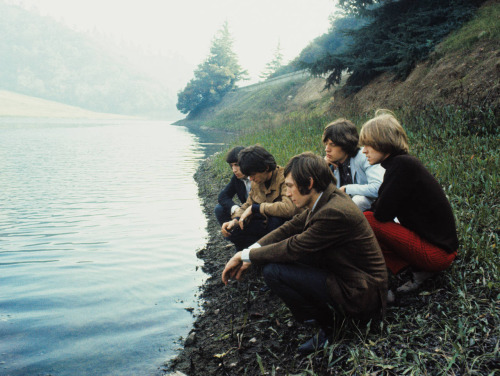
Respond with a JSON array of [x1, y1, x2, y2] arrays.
[[195, 105, 499, 375]]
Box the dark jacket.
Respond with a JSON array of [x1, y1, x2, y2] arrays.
[[218, 175, 248, 210], [374, 152, 458, 253], [250, 184, 388, 319]]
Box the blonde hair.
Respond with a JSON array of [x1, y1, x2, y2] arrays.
[[359, 109, 409, 154]]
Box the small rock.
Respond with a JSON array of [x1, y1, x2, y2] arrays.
[[196, 249, 205, 257], [184, 332, 196, 346], [249, 337, 257, 343], [214, 309, 220, 315]]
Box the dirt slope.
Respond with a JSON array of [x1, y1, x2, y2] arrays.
[[330, 39, 499, 115]]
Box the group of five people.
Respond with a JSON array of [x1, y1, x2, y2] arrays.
[[215, 110, 458, 354]]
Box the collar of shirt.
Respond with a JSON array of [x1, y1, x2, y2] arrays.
[[243, 178, 252, 193], [311, 192, 324, 212], [337, 157, 351, 172]]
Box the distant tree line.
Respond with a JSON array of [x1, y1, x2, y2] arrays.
[[0, 2, 175, 116]]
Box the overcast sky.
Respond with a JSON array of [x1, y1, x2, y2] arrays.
[[9, 0, 337, 86]]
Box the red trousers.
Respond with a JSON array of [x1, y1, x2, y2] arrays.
[[364, 211, 457, 274]]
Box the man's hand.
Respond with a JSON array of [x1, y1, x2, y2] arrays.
[[222, 251, 251, 285], [221, 219, 238, 237], [339, 186, 346, 193], [324, 156, 338, 170], [238, 206, 253, 229]]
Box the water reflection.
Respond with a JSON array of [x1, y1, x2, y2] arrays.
[[0, 119, 211, 376]]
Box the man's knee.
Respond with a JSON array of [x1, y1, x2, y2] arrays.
[[351, 195, 372, 212], [214, 204, 229, 225], [214, 204, 224, 217], [364, 210, 375, 223], [266, 216, 286, 231], [262, 263, 281, 285]]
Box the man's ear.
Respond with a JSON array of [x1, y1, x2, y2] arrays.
[[308, 177, 314, 191]]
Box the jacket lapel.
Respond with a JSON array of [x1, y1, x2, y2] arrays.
[[305, 184, 335, 227]]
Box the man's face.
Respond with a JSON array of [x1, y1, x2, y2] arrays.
[[230, 162, 246, 179], [285, 174, 313, 209], [324, 139, 348, 164], [362, 146, 388, 165], [249, 170, 271, 184]]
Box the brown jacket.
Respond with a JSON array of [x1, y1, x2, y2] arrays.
[[233, 166, 298, 219], [250, 184, 388, 319]]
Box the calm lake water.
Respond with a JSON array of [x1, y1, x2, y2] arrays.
[[0, 118, 221, 376]]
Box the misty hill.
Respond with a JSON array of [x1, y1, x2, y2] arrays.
[[0, 1, 181, 118], [0, 90, 134, 119]]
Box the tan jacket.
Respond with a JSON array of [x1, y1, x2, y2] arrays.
[[250, 184, 388, 319], [233, 166, 297, 220]]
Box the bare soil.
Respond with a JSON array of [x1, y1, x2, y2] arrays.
[[329, 40, 500, 115]]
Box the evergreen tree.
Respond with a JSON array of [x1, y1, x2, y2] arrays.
[[338, 0, 380, 16], [177, 21, 247, 115], [300, 0, 481, 92], [260, 41, 284, 80]]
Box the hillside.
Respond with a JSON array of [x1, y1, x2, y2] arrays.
[[178, 1, 499, 129]]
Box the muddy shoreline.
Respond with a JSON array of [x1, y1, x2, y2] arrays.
[[164, 157, 329, 375]]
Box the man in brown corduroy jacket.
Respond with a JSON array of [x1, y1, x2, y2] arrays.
[[222, 152, 387, 354]]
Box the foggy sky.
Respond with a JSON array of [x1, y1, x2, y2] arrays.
[[8, 0, 336, 87]]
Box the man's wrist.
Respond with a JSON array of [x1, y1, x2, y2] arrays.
[[241, 243, 261, 263], [241, 248, 251, 263]]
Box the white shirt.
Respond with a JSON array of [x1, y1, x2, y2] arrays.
[[230, 178, 252, 215]]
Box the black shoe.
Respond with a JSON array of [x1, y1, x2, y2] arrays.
[[297, 329, 328, 355]]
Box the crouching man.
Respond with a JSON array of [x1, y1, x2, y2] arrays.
[[323, 118, 384, 212], [222, 152, 388, 354], [214, 146, 251, 226], [221, 145, 297, 251]]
